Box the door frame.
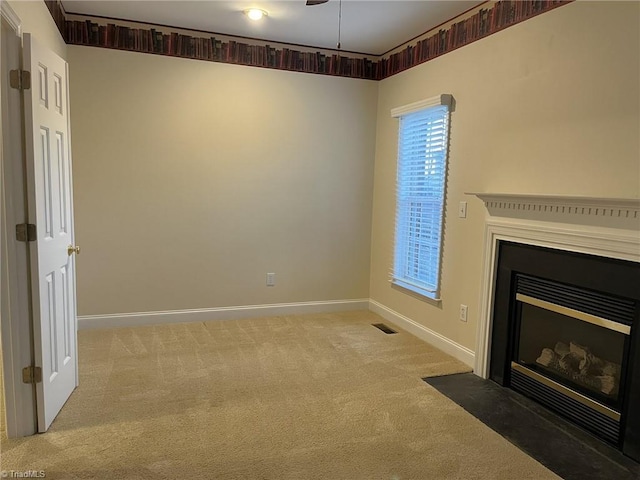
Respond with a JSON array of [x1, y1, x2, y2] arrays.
[[1, 2, 37, 438]]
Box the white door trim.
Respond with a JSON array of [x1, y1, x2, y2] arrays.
[[1, 1, 21, 34], [1, 4, 37, 438]]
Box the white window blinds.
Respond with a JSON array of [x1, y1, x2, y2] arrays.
[[392, 97, 452, 300]]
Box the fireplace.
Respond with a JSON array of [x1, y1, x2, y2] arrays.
[[470, 193, 640, 462], [514, 279, 629, 417], [491, 243, 639, 450]]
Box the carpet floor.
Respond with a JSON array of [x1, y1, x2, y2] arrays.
[[1, 310, 560, 479]]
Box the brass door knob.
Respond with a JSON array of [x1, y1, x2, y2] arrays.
[[67, 245, 81, 256]]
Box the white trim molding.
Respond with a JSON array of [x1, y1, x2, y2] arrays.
[[471, 193, 640, 379], [78, 299, 369, 330], [390, 94, 453, 117], [368, 299, 475, 367], [1, 1, 22, 35], [1, 5, 36, 439], [468, 193, 640, 230], [469, 192, 640, 212]]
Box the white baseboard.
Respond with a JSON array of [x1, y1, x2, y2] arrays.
[[368, 299, 475, 368], [79, 298, 476, 369], [77, 299, 369, 330]]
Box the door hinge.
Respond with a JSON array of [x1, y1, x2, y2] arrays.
[[16, 223, 37, 242], [22, 366, 43, 384], [9, 69, 31, 90]]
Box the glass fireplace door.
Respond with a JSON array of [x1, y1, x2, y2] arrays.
[[515, 294, 629, 411]]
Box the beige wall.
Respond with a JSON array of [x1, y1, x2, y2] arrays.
[[7, 0, 65, 58], [63, 1, 639, 349], [370, 1, 640, 351], [68, 47, 378, 315]]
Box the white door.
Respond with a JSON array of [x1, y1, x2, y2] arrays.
[[22, 33, 78, 432]]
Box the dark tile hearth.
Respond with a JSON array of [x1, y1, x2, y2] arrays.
[[489, 242, 640, 459], [424, 373, 640, 480]]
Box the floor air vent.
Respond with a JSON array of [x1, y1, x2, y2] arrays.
[[372, 323, 397, 334]]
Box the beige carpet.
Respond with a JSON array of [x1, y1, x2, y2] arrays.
[[1, 310, 560, 479]]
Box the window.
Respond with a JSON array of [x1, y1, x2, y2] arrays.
[[391, 95, 452, 300]]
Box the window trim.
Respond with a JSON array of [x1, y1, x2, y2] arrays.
[[390, 94, 453, 118], [390, 94, 454, 302]]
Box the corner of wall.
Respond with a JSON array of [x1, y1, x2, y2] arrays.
[[368, 299, 475, 368], [7, 0, 66, 59]]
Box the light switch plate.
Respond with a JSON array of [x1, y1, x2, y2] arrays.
[[458, 201, 467, 218]]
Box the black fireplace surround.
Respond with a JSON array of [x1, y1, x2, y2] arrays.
[[490, 241, 640, 462]]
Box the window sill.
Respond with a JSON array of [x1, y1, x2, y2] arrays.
[[390, 280, 442, 308]]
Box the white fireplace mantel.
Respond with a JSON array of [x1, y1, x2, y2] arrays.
[[468, 193, 640, 227], [468, 193, 640, 379], [469, 192, 640, 209]]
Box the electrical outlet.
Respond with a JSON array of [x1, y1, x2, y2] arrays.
[[459, 304, 468, 322], [458, 201, 467, 218], [266, 273, 275, 287]]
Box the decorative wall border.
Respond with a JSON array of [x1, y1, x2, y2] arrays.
[[379, 0, 572, 78], [45, 0, 572, 81]]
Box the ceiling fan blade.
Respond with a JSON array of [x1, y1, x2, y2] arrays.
[[306, 0, 329, 5]]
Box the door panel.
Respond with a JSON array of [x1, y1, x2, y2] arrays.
[[23, 33, 78, 432]]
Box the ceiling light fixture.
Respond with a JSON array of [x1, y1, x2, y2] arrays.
[[244, 8, 267, 21], [337, 0, 342, 49]]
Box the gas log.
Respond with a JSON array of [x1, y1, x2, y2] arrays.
[[535, 341, 620, 396]]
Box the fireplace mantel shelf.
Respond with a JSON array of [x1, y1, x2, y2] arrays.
[[467, 192, 640, 211], [466, 193, 640, 226]]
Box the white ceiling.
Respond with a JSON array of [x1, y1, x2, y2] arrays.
[[61, 1, 483, 56]]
